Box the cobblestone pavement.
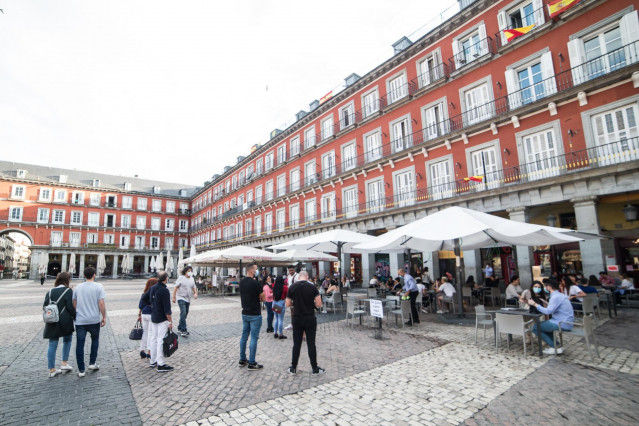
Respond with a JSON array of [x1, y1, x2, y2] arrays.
[[1, 278, 638, 425]]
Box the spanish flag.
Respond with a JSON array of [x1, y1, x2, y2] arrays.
[[319, 91, 333, 104], [463, 176, 484, 182], [548, 0, 582, 19], [504, 24, 535, 42]]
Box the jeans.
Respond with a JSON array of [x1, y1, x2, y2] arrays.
[[533, 320, 560, 347], [264, 302, 274, 331], [48, 335, 72, 369], [177, 300, 190, 331], [274, 306, 286, 335], [239, 315, 262, 364], [291, 316, 318, 369], [149, 320, 169, 366], [76, 323, 100, 372]]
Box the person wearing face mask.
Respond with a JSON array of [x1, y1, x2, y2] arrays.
[[527, 279, 574, 355], [172, 266, 198, 337], [519, 280, 547, 314]]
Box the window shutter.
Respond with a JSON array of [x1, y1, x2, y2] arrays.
[[567, 39, 586, 85], [532, 0, 545, 25], [620, 10, 639, 54], [497, 11, 508, 46], [452, 39, 461, 70], [540, 51, 557, 95], [504, 69, 520, 110], [478, 24, 488, 55]]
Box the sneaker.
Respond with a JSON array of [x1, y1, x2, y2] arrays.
[[284, 324, 293, 330], [157, 364, 174, 373], [247, 362, 263, 371], [88, 364, 99, 371], [312, 367, 325, 376], [140, 351, 147, 359], [266, 328, 274, 333], [287, 366, 297, 375], [49, 369, 61, 378], [543, 347, 559, 355], [77, 371, 86, 378], [274, 333, 279, 338], [60, 365, 73, 372], [238, 360, 248, 367], [436, 310, 444, 314], [149, 362, 157, 368], [278, 335, 288, 340], [556, 347, 564, 355]]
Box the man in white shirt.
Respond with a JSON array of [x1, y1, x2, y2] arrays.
[[484, 264, 493, 279], [435, 277, 456, 313], [287, 266, 299, 287]]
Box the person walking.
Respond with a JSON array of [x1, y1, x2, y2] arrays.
[[73, 267, 106, 378], [43, 272, 75, 378], [238, 262, 264, 371], [142, 271, 174, 372], [172, 266, 197, 337], [273, 275, 288, 339], [286, 270, 325, 376], [138, 278, 157, 359], [398, 268, 420, 325], [40, 272, 46, 286], [262, 275, 274, 333]]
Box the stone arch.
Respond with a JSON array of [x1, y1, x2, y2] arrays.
[[0, 228, 34, 245]]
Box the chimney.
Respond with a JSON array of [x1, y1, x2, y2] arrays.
[[344, 73, 361, 87], [392, 36, 413, 55]]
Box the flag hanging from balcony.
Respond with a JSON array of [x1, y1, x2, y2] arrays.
[[504, 24, 535, 42], [548, 0, 582, 19], [463, 176, 484, 182], [319, 91, 333, 104]]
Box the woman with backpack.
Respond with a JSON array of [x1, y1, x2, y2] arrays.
[[43, 271, 76, 378], [272, 275, 288, 339]]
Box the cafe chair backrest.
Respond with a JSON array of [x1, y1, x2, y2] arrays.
[[495, 313, 525, 336], [367, 287, 377, 297]]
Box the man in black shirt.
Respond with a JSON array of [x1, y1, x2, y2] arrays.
[[238, 263, 264, 371], [286, 270, 325, 376]]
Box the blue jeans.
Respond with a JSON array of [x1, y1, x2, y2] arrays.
[[274, 306, 286, 335], [48, 335, 72, 369], [264, 302, 274, 331], [178, 300, 190, 331], [533, 320, 560, 347], [239, 314, 262, 364], [76, 323, 100, 372]]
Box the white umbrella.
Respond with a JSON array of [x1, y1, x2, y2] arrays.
[[189, 245, 199, 276], [128, 253, 135, 273], [121, 253, 129, 274], [156, 252, 164, 271], [166, 250, 174, 275], [276, 249, 339, 263], [68, 253, 76, 275], [97, 253, 106, 275], [38, 253, 49, 275], [149, 255, 156, 272], [178, 247, 184, 267], [190, 246, 289, 267]]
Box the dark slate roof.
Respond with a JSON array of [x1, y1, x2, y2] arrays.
[[0, 160, 198, 198]]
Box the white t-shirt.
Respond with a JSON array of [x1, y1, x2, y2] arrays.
[[439, 282, 456, 298], [417, 283, 426, 295], [369, 278, 379, 286], [620, 279, 633, 290], [175, 275, 196, 302], [569, 284, 583, 302], [287, 273, 299, 287]]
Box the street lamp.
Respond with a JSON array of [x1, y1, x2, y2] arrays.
[[546, 213, 557, 227], [623, 204, 637, 222]]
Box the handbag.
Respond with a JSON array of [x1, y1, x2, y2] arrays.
[[128, 319, 144, 340], [272, 299, 285, 314], [163, 329, 179, 357]]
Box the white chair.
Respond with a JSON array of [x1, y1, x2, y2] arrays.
[[474, 305, 494, 343], [495, 313, 535, 358], [346, 297, 366, 327], [415, 292, 423, 311], [390, 299, 412, 327], [484, 287, 500, 306], [575, 294, 599, 321], [553, 313, 600, 360], [325, 292, 343, 314], [462, 287, 473, 306], [384, 296, 400, 319], [367, 287, 377, 298], [441, 293, 456, 314]]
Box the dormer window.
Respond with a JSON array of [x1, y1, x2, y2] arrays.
[[153, 186, 161, 194], [59, 175, 68, 183], [92, 179, 101, 187], [16, 169, 27, 178], [124, 182, 132, 191]]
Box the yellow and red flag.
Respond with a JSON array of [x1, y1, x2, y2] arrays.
[[463, 176, 484, 182], [548, 0, 582, 19], [504, 24, 535, 42], [319, 91, 333, 104]]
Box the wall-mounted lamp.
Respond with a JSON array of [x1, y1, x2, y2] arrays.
[[455, 162, 462, 169], [496, 81, 502, 89], [623, 204, 638, 222], [412, 118, 418, 125], [416, 173, 423, 180], [546, 213, 557, 227], [358, 190, 363, 194], [382, 132, 387, 138], [503, 148, 510, 155], [385, 182, 390, 188], [449, 102, 456, 109], [567, 129, 575, 137], [558, 52, 564, 62]]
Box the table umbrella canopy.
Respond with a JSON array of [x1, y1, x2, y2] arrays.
[[97, 254, 106, 274], [276, 249, 339, 263], [188, 246, 289, 267], [149, 256, 156, 272], [178, 247, 184, 266], [166, 250, 174, 275], [68, 253, 76, 275], [38, 253, 49, 274], [156, 252, 164, 271], [353, 206, 599, 253], [269, 229, 375, 253]]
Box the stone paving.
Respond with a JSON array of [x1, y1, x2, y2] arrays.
[[0, 278, 638, 425]]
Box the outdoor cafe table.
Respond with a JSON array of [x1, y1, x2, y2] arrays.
[[361, 298, 392, 339], [598, 289, 617, 318], [492, 308, 543, 357]]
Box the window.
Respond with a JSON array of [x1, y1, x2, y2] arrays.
[[165, 237, 174, 250], [256, 185, 263, 204], [277, 144, 287, 165], [232, 175, 237, 191], [165, 218, 175, 231], [120, 235, 130, 249], [225, 180, 231, 195], [365, 131, 383, 162], [137, 197, 147, 210], [265, 152, 274, 170], [387, 73, 408, 104], [343, 187, 359, 218], [366, 179, 385, 213], [151, 217, 161, 231], [461, 80, 493, 125], [276, 209, 286, 232], [69, 232, 81, 247], [136, 216, 146, 230], [39, 188, 52, 202], [150, 237, 159, 250], [121, 214, 131, 228], [51, 231, 63, 247], [321, 116, 334, 140], [305, 162, 317, 186], [239, 170, 246, 186], [290, 168, 300, 192], [362, 89, 379, 118], [452, 23, 488, 68], [428, 157, 455, 200], [516, 123, 562, 180], [256, 159, 263, 176], [394, 169, 415, 207], [467, 143, 501, 190], [277, 174, 286, 197], [87, 233, 98, 244], [152, 199, 162, 212], [104, 213, 115, 227], [104, 234, 115, 245], [497, 0, 545, 46], [11, 185, 25, 200], [9, 206, 23, 222], [52, 210, 65, 224], [568, 10, 639, 85], [391, 116, 412, 152], [255, 216, 262, 235], [37, 208, 49, 223], [264, 212, 273, 234], [70, 211, 82, 225], [71, 191, 84, 205], [342, 142, 357, 171], [305, 199, 316, 222], [54, 189, 67, 203], [179, 219, 188, 232], [505, 51, 556, 109], [304, 126, 316, 149], [322, 151, 336, 179], [87, 193, 99, 206], [122, 196, 132, 209], [265, 180, 274, 201], [321, 193, 336, 222], [289, 136, 301, 157], [340, 102, 355, 129], [88, 212, 99, 227], [422, 100, 446, 140], [246, 165, 255, 182], [135, 235, 145, 249], [417, 50, 443, 88], [166, 201, 175, 213], [289, 205, 300, 229], [588, 101, 639, 165], [179, 202, 189, 214]]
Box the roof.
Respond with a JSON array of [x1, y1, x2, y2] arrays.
[[0, 160, 198, 198]]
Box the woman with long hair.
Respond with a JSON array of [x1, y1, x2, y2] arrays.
[[262, 275, 274, 333], [138, 278, 158, 359], [273, 274, 288, 339], [43, 272, 75, 377], [520, 280, 547, 314]]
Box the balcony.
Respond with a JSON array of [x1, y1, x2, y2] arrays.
[[448, 35, 495, 73]]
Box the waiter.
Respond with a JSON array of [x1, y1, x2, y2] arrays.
[[398, 268, 420, 326]]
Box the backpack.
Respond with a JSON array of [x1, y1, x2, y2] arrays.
[[43, 288, 70, 324]]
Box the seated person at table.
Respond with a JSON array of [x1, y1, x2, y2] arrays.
[[615, 273, 635, 304], [527, 279, 574, 355], [369, 275, 379, 288], [390, 278, 402, 295], [484, 275, 499, 288], [505, 275, 523, 306], [416, 280, 429, 312], [587, 275, 601, 288], [466, 275, 482, 299], [519, 281, 547, 314], [435, 277, 456, 314], [326, 282, 339, 296]]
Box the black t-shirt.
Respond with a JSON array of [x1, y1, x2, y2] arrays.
[[239, 276, 262, 316], [287, 280, 319, 317]]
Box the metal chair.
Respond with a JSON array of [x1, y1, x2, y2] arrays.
[[415, 292, 423, 311], [484, 287, 500, 306], [495, 313, 535, 358], [462, 287, 473, 306], [474, 305, 494, 343], [384, 296, 400, 319], [441, 294, 456, 314], [325, 292, 343, 314], [390, 299, 412, 327], [554, 313, 600, 361], [346, 297, 366, 327], [367, 287, 377, 298]]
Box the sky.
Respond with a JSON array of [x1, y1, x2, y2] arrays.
[[0, 0, 458, 187]]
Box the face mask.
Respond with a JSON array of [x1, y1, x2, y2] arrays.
[[544, 288, 550, 295], [533, 287, 542, 294], [187, 272, 193, 277]]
